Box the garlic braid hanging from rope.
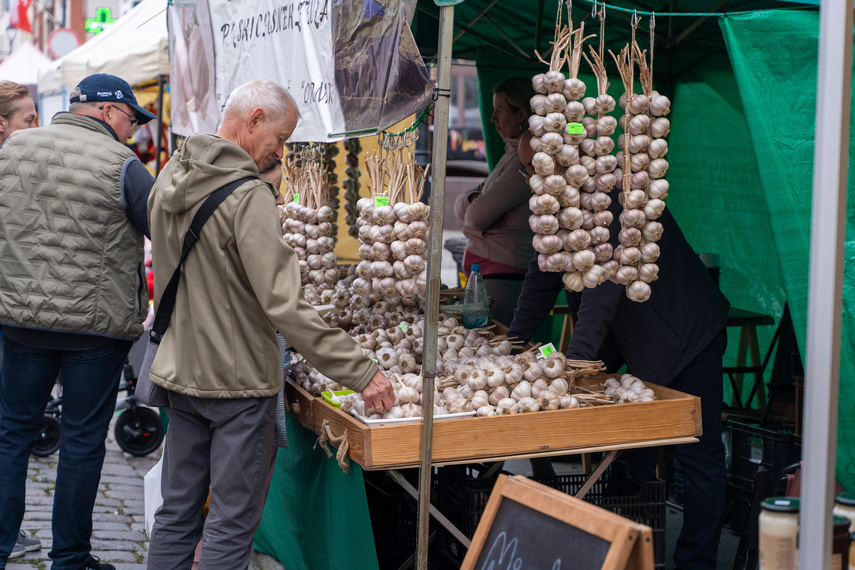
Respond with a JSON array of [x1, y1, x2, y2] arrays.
[[609, 42, 666, 303], [281, 153, 337, 291], [355, 151, 430, 299], [343, 138, 363, 239], [391, 152, 430, 297], [528, 18, 585, 283]]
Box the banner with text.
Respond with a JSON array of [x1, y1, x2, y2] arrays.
[[174, 0, 433, 142]]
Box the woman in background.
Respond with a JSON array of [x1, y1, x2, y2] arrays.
[[454, 76, 536, 326], [0, 79, 39, 560], [0, 81, 36, 147]]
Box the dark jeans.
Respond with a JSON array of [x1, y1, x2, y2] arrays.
[[618, 328, 727, 570], [0, 337, 131, 569]]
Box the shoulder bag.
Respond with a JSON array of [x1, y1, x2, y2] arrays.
[[136, 177, 253, 407]]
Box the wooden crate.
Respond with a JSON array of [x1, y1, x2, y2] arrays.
[[285, 378, 702, 471]]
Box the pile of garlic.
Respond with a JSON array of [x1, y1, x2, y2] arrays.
[[610, 43, 671, 302], [603, 374, 656, 403]]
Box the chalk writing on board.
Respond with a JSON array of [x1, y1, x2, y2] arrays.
[[218, 0, 329, 48], [479, 531, 562, 570]]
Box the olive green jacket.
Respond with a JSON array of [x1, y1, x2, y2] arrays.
[[0, 114, 147, 339], [147, 134, 377, 398]]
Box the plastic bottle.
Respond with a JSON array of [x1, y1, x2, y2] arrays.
[[463, 264, 489, 329]]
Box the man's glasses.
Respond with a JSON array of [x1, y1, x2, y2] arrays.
[[109, 105, 138, 132], [518, 166, 529, 179]]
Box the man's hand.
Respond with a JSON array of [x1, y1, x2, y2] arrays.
[[361, 370, 395, 413]]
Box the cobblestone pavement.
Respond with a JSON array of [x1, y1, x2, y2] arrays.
[[9, 414, 162, 569]]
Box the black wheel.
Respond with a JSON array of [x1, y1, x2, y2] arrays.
[[114, 407, 164, 456], [32, 415, 61, 457]]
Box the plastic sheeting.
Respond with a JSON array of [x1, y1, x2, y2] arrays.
[[253, 413, 379, 570], [720, 10, 855, 488]]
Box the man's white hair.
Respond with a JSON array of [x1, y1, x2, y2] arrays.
[[222, 80, 300, 124]]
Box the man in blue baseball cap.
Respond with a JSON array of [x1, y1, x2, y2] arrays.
[[0, 73, 156, 570], [68, 73, 157, 141]]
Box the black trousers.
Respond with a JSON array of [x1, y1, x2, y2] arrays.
[[619, 328, 727, 570]]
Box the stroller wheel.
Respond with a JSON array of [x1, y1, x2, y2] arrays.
[[114, 407, 164, 456], [32, 415, 61, 457]]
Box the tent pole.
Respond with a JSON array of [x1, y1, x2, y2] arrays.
[[417, 3, 454, 569], [155, 74, 165, 175], [802, 0, 852, 568]]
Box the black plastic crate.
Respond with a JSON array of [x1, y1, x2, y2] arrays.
[[364, 471, 419, 568], [728, 419, 801, 485], [433, 465, 666, 569]]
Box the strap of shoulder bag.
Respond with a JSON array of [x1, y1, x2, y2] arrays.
[[150, 176, 254, 343]]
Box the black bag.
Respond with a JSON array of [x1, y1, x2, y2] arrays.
[[136, 177, 252, 407]]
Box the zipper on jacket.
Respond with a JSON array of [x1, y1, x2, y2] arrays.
[[136, 262, 146, 316]]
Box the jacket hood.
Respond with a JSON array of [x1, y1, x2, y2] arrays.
[[159, 135, 260, 215]]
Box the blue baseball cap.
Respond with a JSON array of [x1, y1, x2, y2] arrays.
[[70, 74, 157, 125]]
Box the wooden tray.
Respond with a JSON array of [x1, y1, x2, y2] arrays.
[[285, 377, 701, 471]]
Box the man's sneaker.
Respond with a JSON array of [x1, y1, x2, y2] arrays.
[[17, 529, 41, 552], [84, 555, 116, 570], [8, 541, 26, 559]]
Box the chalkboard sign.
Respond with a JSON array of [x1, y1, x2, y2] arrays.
[[461, 475, 653, 570]]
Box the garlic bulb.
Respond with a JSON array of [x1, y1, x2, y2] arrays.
[[469, 390, 490, 411], [476, 405, 497, 417], [626, 280, 652, 302], [496, 398, 519, 415], [511, 380, 532, 401], [489, 386, 510, 406], [517, 397, 540, 413]]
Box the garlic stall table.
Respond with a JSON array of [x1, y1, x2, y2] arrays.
[[285, 375, 700, 563]]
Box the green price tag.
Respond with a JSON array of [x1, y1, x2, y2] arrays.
[[371, 358, 378, 363], [399, 323, 408, 330], [293, 193, 299, 203], [567, 123, 584, 135], [539, 343, 557, 359], [375, 196, 390, 207]]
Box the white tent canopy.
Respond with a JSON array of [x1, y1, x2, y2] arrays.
[[37, 0, 168, 95], [0, 43, 53, 89]]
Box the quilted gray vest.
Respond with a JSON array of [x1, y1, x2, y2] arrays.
[[0, 113, 147, 339]]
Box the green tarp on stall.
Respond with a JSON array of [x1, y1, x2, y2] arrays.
[[254, 413, 379, 569], [721, 9, 855, 489]]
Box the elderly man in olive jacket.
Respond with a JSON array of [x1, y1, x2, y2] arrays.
[[145, 80, 394, 569]]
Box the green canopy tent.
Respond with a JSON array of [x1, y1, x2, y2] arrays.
[[256, 1, 854, 567], [410, 0, 853, 565], [412, 0, 855, 481]]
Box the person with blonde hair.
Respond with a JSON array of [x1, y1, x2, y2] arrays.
[[0, 80, 35, 147], [454, 76, 537, 326]]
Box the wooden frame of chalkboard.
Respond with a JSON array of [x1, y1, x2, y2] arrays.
[[461, 474, 654, 570]]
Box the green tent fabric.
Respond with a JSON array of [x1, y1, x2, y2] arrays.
[[721, 10, 855, 489], [253, 413, 379, 569], [664, 54, 787, 404]]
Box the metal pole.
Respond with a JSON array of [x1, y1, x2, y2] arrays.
[[155, 75, 165, 175], [801, 0, 852, 568], [417, 4, 454, 569]]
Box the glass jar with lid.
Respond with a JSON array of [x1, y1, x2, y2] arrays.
[[833, 492, 855, 568], [759, 497, 799, 570]]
